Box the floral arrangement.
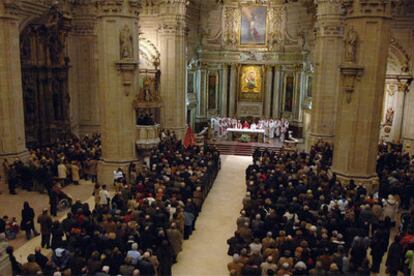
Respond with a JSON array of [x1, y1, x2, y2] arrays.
[[239, 134, 250, 143]]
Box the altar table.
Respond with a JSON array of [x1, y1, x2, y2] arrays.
[[226, 128, 265, 142]]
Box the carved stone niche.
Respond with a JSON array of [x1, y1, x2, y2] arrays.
[[116, 61, 138, 96], [340, 64, 364, 103]]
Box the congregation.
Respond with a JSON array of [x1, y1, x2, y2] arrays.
[[3, 134, 220, 276], [227, 140, 414, 276], [2, 134, 101, 195]]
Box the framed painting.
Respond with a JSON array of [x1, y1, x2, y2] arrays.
[[240, 6, 267, 47], [208, 74, 217, 110], [307, 75, 312, 98], [187, 71, 194, 94], [239, 65, 264, 102], [283, 75, 295, 112]]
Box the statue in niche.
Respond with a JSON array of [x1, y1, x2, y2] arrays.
[[344, 27, 358, 63], [143, 77, 152, 102], [120, 25, 133, 59], [385, 107, 394, 126]]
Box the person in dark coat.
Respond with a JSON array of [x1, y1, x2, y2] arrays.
[[49, 186, 59, 217], [21, 202, 38, 239], [34, 247, 49, 271], [156, 239, 174, 276], [37, 209, 52, 249], [6, 246, 22, 276], [7, 164, 17, 195], [51, 221, 64, 250], [370, 229, 388, 273], [386, 235, 403, 276]]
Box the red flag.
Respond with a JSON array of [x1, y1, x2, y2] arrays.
[[183, 126, 196, 148]]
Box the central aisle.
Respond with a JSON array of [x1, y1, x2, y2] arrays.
[[172, 155, 251, 276]]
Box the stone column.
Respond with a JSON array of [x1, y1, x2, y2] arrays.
[[68, 3, 100, 136], [308, 0, 344, 146], [229, 64, 237, 117], [158, 0, 187, 139], [0, 1, 28, 161], [264, 66, 273, 118], [96, 0, 140, 185], [272, 65, 282, 118], [401, 82, 414, 154], [195, 65, 207, 125], [332, 0, 392, 189], [220, 64, 229, 117]]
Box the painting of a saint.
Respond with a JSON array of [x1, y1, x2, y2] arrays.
[[208, 74, 217, 110], [239, 65, 263, 101], [284, 75, 294, 112], [240, 6, 267, 46]]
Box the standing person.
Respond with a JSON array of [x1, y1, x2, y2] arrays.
[[2, 159, 9, 193], [6, 245, 22, 276], [71, 161, 80, 185], [386, 235, 403, 276], [37, 209, 53, 249], [49, 185, 58, 217], [128, 162, 137, 185], [99, 185, 110, 207], [93, 183, 101, 208], [370, 229, 388, 274], [51, 221, 63, 250], [7, 164, 17, 195], [85, 158, 98, 183], [183, 204, 195, 240], [57, 161, 67, 186], [21, 202, 38, 240], [156, 238, 174, 276]]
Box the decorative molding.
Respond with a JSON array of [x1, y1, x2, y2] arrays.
[[116, 61, 139, 96], [0, 0, 21, 19], [95, 0, 140, 16], [267, 5, 286, 51], [340, 64, 364, 103], [224, 6, 239, 48]]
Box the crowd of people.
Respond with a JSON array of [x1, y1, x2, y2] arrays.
[[227, 140, 414, 276], [2, 134, 101, 195], [5, 134, 220, 276], [210, 117, 290, 142]]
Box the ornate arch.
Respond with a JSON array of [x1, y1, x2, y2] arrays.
[[139, 36, 160, 69], [387, 37, 410, 74]]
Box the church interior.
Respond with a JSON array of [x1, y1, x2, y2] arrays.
[[1, 0, 414, 275]]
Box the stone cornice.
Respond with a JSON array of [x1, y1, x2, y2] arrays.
[[343, 0, 392, 18], [95, 0, 140, 17], [0, 0, 21, 20]]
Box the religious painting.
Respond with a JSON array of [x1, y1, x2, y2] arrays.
[[187, 71, 194, 94], [239, 65, 264, 101], [240, 6, 267, 47], [307, 76, 313, 98], [208, 74, 217, 110], [283, 75, 294, 112]]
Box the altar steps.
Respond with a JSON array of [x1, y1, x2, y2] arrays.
[[211, 141, 284, 156]]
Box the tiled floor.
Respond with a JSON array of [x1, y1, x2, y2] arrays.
[[172, 155, 252, 276]]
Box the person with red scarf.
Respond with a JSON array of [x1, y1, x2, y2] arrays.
[[183, 126, 196, 148]]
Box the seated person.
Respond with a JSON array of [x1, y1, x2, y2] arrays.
[[242, 121, 250, 129]]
